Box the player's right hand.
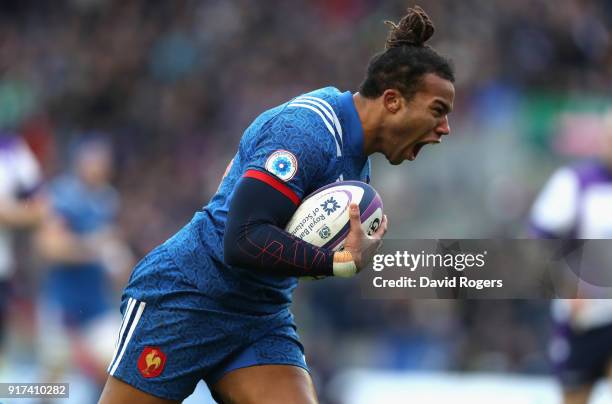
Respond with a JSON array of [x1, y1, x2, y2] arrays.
[[340, 203, 388, 274]]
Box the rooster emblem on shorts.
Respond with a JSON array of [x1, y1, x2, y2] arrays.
[[137, 346, 167, 378], [145, 350, 162, 373]]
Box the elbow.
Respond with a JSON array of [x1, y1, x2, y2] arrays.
[[223, 251, 238, 267], [222, 232, 240, 267]]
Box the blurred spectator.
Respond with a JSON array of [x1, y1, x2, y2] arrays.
[[0, 131, 45, 367], [529, 110, 612, 404], [35, 136, 134, 397]]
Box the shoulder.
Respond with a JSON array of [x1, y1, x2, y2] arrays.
[[0, 135, 39, 167], [0, 133, 21, 152], [50, 174, 78, 195], [245, 89, 342, 157], [568, 160, 612, 189], [48, 175, 83, 214], [285, 87, 342, 129], [277, 87, 342, 152], [537, 166, 579, 200], [530, 165, 580, 235]]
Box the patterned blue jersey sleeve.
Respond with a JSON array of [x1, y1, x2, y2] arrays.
[[242, 108, 338, 201]]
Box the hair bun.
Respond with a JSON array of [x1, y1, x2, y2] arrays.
[[385, 6, 435, 49]]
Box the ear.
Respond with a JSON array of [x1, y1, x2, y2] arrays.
[[382, 89, 403, 114]]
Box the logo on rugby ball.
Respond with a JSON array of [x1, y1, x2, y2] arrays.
[[320, 197, 340, 216], [368, 218, 381, 236], [265, 150, 298, 181], [318, 225, 331, 239]]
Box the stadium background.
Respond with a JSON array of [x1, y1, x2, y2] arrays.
[[0, 0, 611, 402]]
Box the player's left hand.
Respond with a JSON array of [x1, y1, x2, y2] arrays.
[[342, 203, 388, 273]]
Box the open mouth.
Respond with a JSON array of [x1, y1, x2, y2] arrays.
[[409, 140, 440, 160]]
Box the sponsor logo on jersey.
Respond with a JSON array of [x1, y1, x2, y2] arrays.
[[265, 150, 298, 181], [137, 346, 166, 378]]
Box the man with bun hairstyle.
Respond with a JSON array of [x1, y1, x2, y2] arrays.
[[100, 6, 454, 403]]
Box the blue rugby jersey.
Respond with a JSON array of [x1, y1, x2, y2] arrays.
[[161, 87, 370, 313], [43, 174, 119, 326]]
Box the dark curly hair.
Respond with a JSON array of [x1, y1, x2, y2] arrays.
[[358, 6, 455, 101]]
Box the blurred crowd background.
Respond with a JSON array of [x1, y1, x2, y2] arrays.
[[1, 0, 611, 402]]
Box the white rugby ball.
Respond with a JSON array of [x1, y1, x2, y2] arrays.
[[285, 181, 384, 250]]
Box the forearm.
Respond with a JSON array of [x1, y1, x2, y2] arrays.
[[225, 218, 335, 277], [0, 199, 46, 228], [37, 233, 97, 264], [35, 219, 97, 264], [223, 174, 348, 277]]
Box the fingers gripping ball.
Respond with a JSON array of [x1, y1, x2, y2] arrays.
[[285, 181, 384, 278]]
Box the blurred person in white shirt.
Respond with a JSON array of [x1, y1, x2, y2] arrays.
[[0, 131, 46, 366], [530, 109, 612, 404]]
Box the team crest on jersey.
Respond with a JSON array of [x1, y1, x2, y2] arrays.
[[265, 150, 298, 181], [137, 346, 166, 378]]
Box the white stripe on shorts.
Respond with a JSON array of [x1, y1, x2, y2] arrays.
[[108, 299, 146, 376], [107, 297, 135, 373]]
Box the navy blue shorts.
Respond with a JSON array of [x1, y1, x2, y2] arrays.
[[551, 322, 612, 389], [106, 247, 308, 401]]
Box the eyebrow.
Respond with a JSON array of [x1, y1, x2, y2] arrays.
[[433, 99, 452, 114]]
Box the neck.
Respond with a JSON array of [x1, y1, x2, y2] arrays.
[[353, 92, 382, 156]]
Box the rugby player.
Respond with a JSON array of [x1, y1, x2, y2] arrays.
[[100, 6, 455, 403], [530, 110, 612, 404]]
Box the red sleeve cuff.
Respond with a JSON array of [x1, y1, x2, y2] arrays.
[[243, 169, 301, 206]]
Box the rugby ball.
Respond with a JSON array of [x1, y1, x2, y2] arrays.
[[285, 181, 383, 250]]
